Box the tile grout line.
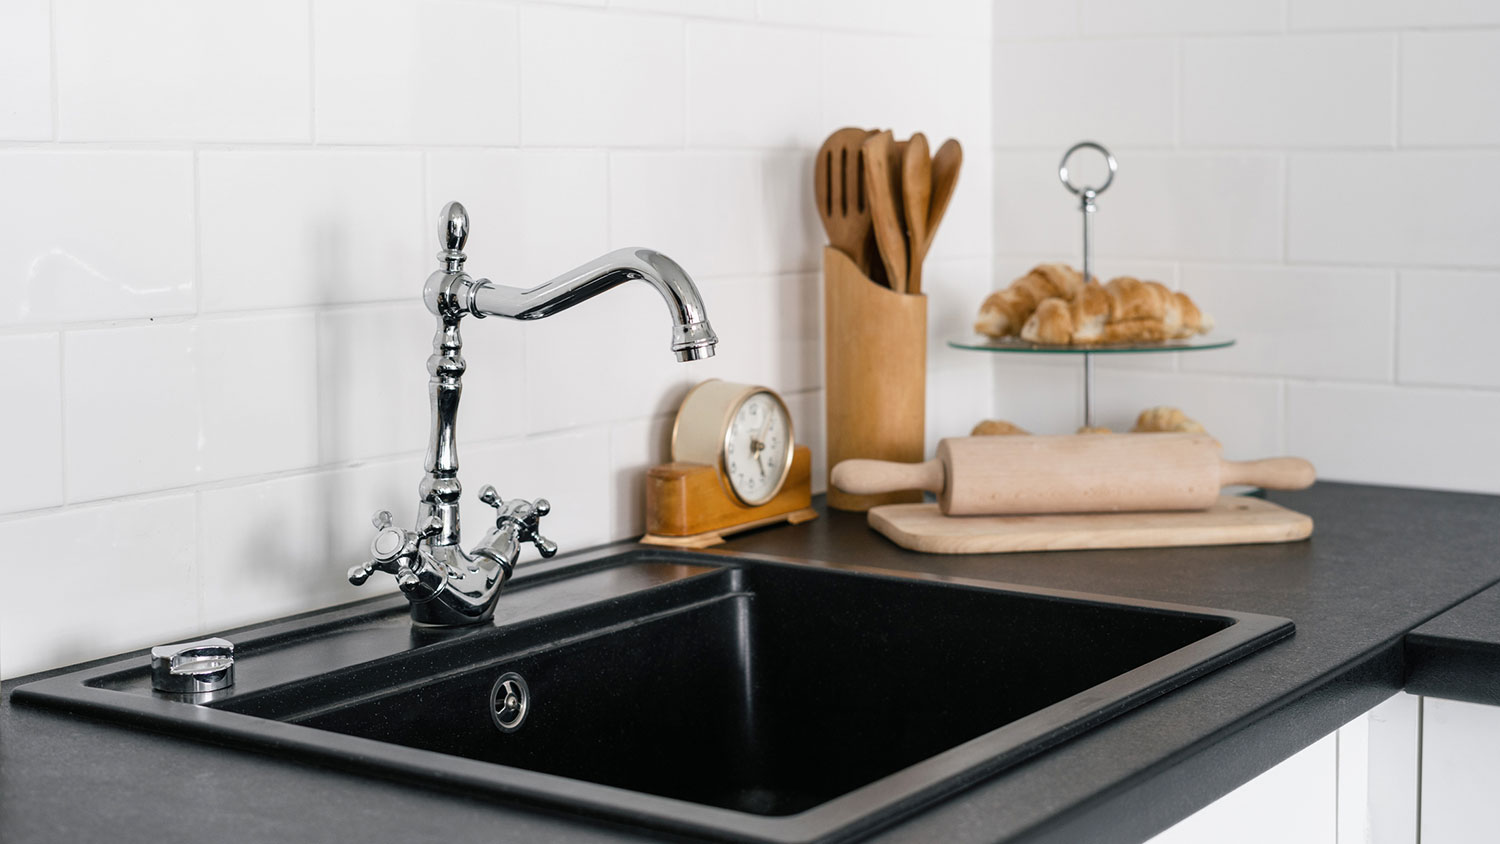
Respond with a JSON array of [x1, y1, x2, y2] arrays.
[[308, 0, 319, 145], [47, 0, 60, 141]]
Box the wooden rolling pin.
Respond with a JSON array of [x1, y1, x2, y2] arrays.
[[830, 433, 1315, 515]]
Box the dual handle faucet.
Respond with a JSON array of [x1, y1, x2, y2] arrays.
[[344, 202, 716, 626]]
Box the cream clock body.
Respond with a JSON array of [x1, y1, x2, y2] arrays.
[[671, 380, 795, 506]]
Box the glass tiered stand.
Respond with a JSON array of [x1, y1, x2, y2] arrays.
[[955, 142, 1234, 430]]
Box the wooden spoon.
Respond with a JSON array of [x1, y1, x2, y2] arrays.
[[902, 133, 932, 296], [862, 130, 908, 294], [928, 138, 963, 238], [813, 127, 877, 276]]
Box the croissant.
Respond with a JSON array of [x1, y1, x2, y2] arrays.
[[1020, 277, 1214, 345], [971, 419, 1031, 436], [1132, 406, 1206, 434], [974, 264, 1086, 339]]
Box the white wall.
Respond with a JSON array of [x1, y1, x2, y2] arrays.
[[990, 0, 1500, 492], [0, 0, 995, 678]]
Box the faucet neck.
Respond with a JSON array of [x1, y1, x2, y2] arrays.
[[419, 310, 465, 550]]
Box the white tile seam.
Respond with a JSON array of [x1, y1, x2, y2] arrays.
[[306, 0, 317, 146], [57, 328, 68, 505], [1391, 270, 1403, 383], [1172, 37, 1182, 149], [47, 0, 59, 141], [193, 149, 204, 317], [1392, 33, 1403, 148]]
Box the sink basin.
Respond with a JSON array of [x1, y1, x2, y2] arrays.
[[13, 547, 1291, 842]]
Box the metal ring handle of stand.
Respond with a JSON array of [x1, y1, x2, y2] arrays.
[[1058, 141, 1117, 430]]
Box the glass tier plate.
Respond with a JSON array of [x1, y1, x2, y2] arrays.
[[949, 336, 1236, 355]]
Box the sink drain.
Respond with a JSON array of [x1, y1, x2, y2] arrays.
[[489, 672, 529, 732]]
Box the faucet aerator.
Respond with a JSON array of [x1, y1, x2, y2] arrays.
[[676, 344, 716, 362]]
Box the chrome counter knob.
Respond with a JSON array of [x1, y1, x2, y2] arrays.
[[151, 638, 235, 695]]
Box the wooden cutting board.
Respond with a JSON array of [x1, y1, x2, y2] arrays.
[[867, 495, 1312, 554]]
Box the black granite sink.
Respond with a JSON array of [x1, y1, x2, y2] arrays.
[[12, 547, 1291, 843]]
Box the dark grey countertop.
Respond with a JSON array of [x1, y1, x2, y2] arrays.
[[4, 481, 1499, 843], [1405, 580, 1500, 706]]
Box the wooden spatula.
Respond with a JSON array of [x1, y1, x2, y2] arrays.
[[814, 128, 877, 276], [863, 130, 908, 294], [902, 133, 932, 296], [928, 138, 963, 236]]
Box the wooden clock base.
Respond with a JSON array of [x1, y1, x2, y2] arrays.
[[640, 445, 817, 549]]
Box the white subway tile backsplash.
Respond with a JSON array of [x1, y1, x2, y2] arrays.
[[1180, 35, 1394, 148], [1178, 265, 1395, 381], [1291, 0, 1500, 30], [759, 150, 825, 275], [0, 0, 51, 140], [1286, 383, 1500, 493], [198, 314, 320, 481], [199, 151, 424, 311], [315, 0, 520, 146], [520, 7, 684, 147], [463, 429, 615, 562], [315, 301, 525, 464], [995, 152, 1284, 262], [199, 465, 404, 631], [993, 0, 1077, 39], [1288, 152, 1500, 267], [1095, 372, 1284, 458], [1401, 32, 1500, 147], [0, 152, 195, 325], [781, 389, 826, 494], [54, 0, 310, 142], [0, 493, 199, 679], [1398, 270, 1500, 389], [0, 334, 63, 515], [609, 151, 768, 278], [316, 304, 429, 464], [1081, 0, 1284, 35], [608, 413, 674, 539], [929, 148, 993, 264], [612, 0, 755, 21], [758, 0, 988, 37], [686, 24, 820, 149], [426, 149, 609, 285], [64, 315, 318, 498], [993, 39, 1174, 148], [64, 323, 200, 501], [992, 361, 1084, 436], [822, 34, 990, 147]]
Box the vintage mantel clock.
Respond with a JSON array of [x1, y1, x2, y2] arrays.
[[641, 379, 816, 548]]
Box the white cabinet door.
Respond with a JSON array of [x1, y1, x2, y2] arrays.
[[1421, 697, 1500, 844], [1147, 733, 1338, 844], [1146, 693, 1422, 844]]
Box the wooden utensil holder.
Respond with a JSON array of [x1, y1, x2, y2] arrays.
[[823, 246, 926, 511]]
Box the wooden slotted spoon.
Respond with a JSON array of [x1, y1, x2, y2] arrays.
[[814, 127, 877, 276]]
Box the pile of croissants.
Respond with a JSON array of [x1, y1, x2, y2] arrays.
[[973, 406, 1208, 437], [975, 264, 1214, 345]]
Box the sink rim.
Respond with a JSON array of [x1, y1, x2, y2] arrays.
[[10, 543, 1294, 844]]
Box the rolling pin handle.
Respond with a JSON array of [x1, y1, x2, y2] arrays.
[[1219, 457, 1317, 491], [830, 458, 945, 497]]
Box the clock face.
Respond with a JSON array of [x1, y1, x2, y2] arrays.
[[723, 391, 793, 506]]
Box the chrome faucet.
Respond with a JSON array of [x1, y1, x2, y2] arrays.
[[347, 201, 717, 626]]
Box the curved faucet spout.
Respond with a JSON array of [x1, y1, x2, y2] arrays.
[[468, 247, 718, 361]]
